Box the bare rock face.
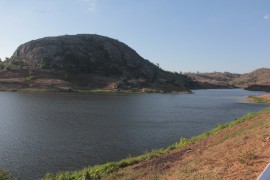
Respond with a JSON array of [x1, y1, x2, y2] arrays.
[[7, 34, 197, 92], [11, 34, 159, 80]]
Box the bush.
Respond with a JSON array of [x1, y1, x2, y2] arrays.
[[0, 61, 4, 70], [0, 169, 15, 180], [238, 150, 256, 165], [27, 76, 37, 81], [4, 65, 11, 71]]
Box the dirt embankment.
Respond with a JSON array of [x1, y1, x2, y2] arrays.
[[103, 108, 270, 180], [248, 94, 270, 104], [258, 94, 270, 102]]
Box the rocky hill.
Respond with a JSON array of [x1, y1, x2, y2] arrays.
[[234, 68, 270, 92], [11, 34, 160, 79], [0, 34, 196, 92], [186, 72, 240, 88], [187, 68, 270, 92]]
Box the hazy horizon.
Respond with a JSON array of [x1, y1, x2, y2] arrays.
[[1, 0, 269, 73]]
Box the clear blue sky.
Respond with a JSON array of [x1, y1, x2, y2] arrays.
[[0, 0, 269, 73]]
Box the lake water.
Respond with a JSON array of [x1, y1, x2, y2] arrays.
[[0, 89, 268, 179]]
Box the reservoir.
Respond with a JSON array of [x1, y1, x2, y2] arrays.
[[0, 89, 268, 179]]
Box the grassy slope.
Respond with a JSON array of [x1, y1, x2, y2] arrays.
[[44, 106, 270, 180]]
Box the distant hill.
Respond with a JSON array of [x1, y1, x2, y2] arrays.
[[233, 68, 270, 87], [186, 72, 240, 88], [187, 68, 270, 92], [0, 34, 196, 92]]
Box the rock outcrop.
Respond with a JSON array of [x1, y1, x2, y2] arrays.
[[2, 34, 195, 92], [11, 34, 160, 80]]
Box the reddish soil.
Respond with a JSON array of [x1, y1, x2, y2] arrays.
[[258, 94, 270, 102]]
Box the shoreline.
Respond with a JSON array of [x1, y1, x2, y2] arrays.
[[0, 88, 192, 94], [1, 91, 269, 179], [0, 87, 265, 95], [44, 105, 270, 179], [247, 94, 270, 104]]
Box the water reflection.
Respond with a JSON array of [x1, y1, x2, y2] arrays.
[[0, 89, 268, 179]]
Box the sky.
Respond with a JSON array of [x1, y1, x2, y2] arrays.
[[0, 0, 269, 73]]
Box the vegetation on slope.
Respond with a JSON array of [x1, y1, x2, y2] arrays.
[[186, 68, 270, 91], [186, 71, 240, 88], [233, 68, 270, 87], [44, 107, 270, 180], [248, 94, 270, 104]]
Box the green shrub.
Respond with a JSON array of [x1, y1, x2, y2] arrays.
[[4, 65, 11, 71], [26, 76, 37, 81], [0, 169, 15, 180], [0, 62, 4, 70], [238, 150, 256, 165]]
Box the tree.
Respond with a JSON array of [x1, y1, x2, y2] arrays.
[[0, 60, 3, 70], [40, 58, 50, 69], [4, 64, 11, 71]]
